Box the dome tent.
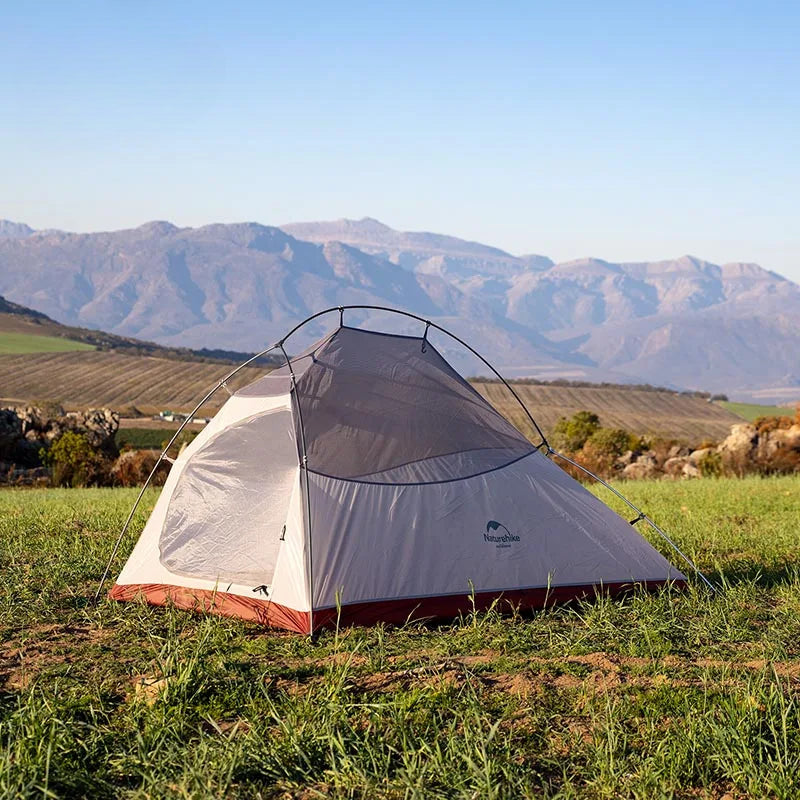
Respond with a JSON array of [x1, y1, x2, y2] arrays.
[[105, 307, 694, 634]]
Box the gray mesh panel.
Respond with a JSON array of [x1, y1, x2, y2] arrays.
[[295, 327, 533, 482]]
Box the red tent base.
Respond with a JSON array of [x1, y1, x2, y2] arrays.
[[109, 579, 686, 635], [108, 583, 310, 633]]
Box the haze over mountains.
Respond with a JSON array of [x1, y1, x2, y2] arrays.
[[1, 218, 798, 402]]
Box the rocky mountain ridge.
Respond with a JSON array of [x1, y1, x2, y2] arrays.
[[1, 217, 798, 401]]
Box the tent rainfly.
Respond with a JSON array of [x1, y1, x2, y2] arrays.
[[107, 310, 692, 634]]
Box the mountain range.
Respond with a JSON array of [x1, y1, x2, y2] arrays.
[[0, 217, 798, 402]]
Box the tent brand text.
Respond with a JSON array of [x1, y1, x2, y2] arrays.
[[484, 520, 519, 549]]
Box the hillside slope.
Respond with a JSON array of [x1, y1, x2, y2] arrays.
[[0, 349, 741, 441], [0, 294, 277, 365], [0, 351, 265, 414]]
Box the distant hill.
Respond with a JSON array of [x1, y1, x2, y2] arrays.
[[0, 221, 585, 379], [282, 219, 800, 401], [0, 220, 34, 239], [1, 217, 798, 402], [0, 294, 279, 366]]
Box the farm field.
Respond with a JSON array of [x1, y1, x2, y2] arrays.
[[718, 400, 796, 422], [116, 427, 200, 451], [476, 382, 741, 442], [0, 351, 265, 415], [0, 349, 742, 442], [0, 331, 95, 355], [2, 476, 800, 798]]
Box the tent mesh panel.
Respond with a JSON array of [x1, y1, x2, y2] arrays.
[[294, 326, 533, 483]]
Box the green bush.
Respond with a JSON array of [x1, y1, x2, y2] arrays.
[[585, 426, 641, 458], [551, 410, 600, 452], [40, 431, 108, 487]]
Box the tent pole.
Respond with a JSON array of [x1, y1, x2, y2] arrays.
[[546, 448, 715, 592], [93, 343, 281, 604], [278, 340, 316, 636]]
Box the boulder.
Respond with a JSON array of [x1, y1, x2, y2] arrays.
[[718, 424, 757, 459], [758, 424, 800, 459], [0, 404, 120, 466], [688, 447, 716, 464], [681, 461, 701, 479], [66, 408, 119, 452], [622, 456, 659, 480], [663, 456, 689, 477], [613, 450, 638, 472], [667, 444, 691, 459]]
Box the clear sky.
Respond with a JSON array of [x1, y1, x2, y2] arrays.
[[2, 1, 798, 279]]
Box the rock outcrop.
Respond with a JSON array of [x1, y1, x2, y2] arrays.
[[0, 405, 119, 479], [604, 411, 799, 481]]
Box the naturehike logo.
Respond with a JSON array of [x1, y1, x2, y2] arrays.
[[484, 520, 520, 550]]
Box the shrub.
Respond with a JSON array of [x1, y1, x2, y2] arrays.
[[41, 431, 109, 487], [755, 448, 800, 475], [697, 450, 723, 477], [585, 427, 641, 458], [110, 449, 168, 487], [551, 411, 600, 453]]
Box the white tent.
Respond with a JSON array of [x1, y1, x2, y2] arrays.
[[110, 317, 687, 634]]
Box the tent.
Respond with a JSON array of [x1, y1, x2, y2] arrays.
[[108, 312, 688, 634]]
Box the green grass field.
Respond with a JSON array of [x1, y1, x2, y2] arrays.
[[116, 428, 200, 450], [0, 331, 95, 355], [2, 477, 800, 798], [718, 400, 796, 422]]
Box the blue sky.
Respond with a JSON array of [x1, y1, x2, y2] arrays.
[[2, 1, 798, 279]]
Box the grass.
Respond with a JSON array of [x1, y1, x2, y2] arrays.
[[1, 475, 800, 798], [719, 400, 797, 422], [0, 331, 95, 355]]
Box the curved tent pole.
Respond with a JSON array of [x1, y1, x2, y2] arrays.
[[93, 342, 282, 604], [278, 305, 551, 449], [272, 305, 712, 592]]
